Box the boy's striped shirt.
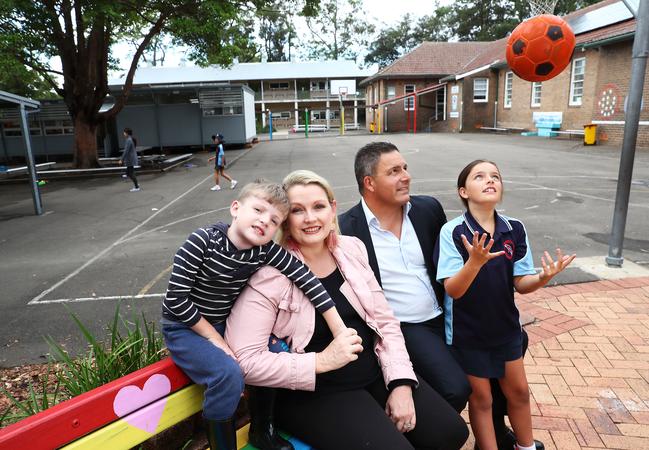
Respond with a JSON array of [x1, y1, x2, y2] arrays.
[[163, 223, 335, 325]]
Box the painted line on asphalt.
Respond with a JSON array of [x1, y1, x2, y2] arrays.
[[29, 173, 214, 305], [34, 293, 166, 305], [138, 265, 172, 296]]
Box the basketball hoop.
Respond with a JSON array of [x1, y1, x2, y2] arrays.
[[338, 86, 348, 101], [528, 0, 558, 16]]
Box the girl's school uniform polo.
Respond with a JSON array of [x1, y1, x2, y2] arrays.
[[434, 212, 536, 349]]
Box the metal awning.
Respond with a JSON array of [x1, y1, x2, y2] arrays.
[[0, 90, 43, 215]]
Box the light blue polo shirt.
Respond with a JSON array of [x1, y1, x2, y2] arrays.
[[434, 211, 536, 348]]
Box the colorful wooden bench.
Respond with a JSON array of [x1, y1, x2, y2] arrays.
[[0, 357, 314, 450]]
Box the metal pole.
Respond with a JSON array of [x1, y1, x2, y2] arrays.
[[305, 108, 309, 138], [19, 104, 43, 215], [268, 110, 273, 141], [606, 0, 649, 267]]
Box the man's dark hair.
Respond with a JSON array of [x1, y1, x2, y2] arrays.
[[211, 134, 216, 140], [123, 127, 133, 136], [354, 142, 399, 194]]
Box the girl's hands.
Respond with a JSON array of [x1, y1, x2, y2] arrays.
[[539, 248, 576, 283], [461, 231, 505, 267]]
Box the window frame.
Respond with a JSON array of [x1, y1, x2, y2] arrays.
[[404, 84, 416, 111], [269, 81, 290, 90], [473, 78, 489, 103], [531, 82, 542, 107], [504, 72, 513, 108], [270, 111, 291, 119], [387, 85, 396, 99], [569, 57, 585, 106]]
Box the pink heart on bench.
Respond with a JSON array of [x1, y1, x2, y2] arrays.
[[113, 374, 171, 433]]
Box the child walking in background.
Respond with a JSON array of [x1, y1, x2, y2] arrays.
[[162, 180, 347, 450], [434, 160, 575, 450], [208, 134, 237, 191]]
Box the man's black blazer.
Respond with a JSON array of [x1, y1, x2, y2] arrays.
[[338, 195, 447, 307]]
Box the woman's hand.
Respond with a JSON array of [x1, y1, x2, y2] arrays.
[[539, 248, 576, 283], [315, 328, 362, 374], [385, 385, 416, 433], [461, 231, 505, 267]]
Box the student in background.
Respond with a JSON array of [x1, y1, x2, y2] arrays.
[[208, 134, 237, 191], [120, 127, 140, 192]]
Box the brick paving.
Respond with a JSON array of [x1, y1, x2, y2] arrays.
[[461, 276, 649, 450]]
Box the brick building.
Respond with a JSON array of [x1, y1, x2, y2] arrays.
[[363, 0, 647, 146]]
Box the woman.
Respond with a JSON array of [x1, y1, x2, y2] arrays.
[[226, 170, 469, 450]]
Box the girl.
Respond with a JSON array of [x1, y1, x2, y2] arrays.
[[434, 160, 575, 450], [208, 134, 237, 191]]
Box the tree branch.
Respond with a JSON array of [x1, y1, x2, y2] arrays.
[[101, 12, 169, 119]]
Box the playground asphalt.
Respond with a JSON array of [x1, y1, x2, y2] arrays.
[[1, 131, 649, 368]]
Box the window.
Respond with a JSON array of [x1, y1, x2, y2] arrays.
[[569, 58, 585, 106], [387, 86, 395, 99], [269, 82, 290, 90], [473, 78, 488, 102], [531, 82, 542, 107], [43, 119, 74, 135], [404, 84, 415, 110], [504, 72, 513, 108], [203, 105, 243, 116], [270, 111, 291, 119], [310, 80, 327, 90], [1, 120, 41, 137], [311, 110, 340, 120]]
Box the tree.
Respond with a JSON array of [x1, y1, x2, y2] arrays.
[[364, 15, 418, 68], [258, 2, 296, 61], [364, 3, 452, 68], [0, 49, 56, 99], [302, 0, 375, 62], [0, 1, 312, 168]]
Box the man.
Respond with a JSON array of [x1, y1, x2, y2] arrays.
[[339, 142, 543, 450]]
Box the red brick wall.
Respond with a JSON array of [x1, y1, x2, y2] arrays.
[[462, 71, 499, 131], [365, 78, 447, 132]]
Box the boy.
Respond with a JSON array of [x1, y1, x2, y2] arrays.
[[162, 180, 346, 450], [207, 134, 237, 191]]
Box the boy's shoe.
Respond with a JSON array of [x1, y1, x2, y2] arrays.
[[230, 180, 238, 189], [121, 174, 128, 179], [211, 185, 221, 191], [130, 187, 141, 192]]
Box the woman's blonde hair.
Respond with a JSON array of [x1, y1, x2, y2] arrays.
[[277, 170, 340, 250]]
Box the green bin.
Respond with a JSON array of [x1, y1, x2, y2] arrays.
[[583, 124, 597, 145]]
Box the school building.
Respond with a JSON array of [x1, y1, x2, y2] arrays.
[[0, 60, 372, 162], [362, 0, 647, 146]]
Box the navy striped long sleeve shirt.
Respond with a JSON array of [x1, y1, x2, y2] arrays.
[[163, 222, 335, 326]]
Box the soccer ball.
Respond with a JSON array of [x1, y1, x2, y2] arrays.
[[506, 14, 576, 82]]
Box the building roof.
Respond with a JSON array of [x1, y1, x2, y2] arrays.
[[108, 60, 374, 87], [360, 42, 493, 86]]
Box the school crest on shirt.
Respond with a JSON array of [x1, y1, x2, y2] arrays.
[[503, 239, 515, 260]]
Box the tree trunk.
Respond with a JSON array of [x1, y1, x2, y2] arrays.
[[73, 116, 100, 168]]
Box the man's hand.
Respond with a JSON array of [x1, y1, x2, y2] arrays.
[[385, 385, 416, 433]]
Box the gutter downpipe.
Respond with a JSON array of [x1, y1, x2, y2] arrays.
[[19, 104, 43, 215], [606, 0, 648, 267]]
